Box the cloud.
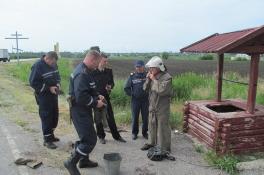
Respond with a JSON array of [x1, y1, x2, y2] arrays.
[[0, 0, 263, 52]]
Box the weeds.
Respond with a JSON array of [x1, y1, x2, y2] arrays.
[[13, 118, 28, 128], [204, 151, 239, 175]]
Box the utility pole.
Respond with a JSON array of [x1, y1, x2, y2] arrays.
[[5, 31, 29, 63]]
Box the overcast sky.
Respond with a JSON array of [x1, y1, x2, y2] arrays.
[[0, 0, 263, 52]]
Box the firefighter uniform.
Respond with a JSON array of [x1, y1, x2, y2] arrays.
[[69, 62, 99, 157], [124, 71, 149, 138], [141, 56, 172, 152], [29, 57, 60, 143]]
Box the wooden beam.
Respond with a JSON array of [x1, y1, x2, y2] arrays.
[[247, 54, 260, 114], [228, 45, 264, 54], [216, 54, 224, 102]]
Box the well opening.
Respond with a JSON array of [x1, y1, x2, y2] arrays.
[[206, 104, 245, 113]]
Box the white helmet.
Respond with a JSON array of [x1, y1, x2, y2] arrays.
[[145, 56, 165, 71]]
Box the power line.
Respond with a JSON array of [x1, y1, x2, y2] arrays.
[[5, 31, 29, 63]]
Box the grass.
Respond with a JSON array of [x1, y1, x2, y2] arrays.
[[110, 79, 130, 106], [12, 118, 29, 128], [204, 151, 239, 175], [5, 61, 264, 129], [5, 58, 73, 94]]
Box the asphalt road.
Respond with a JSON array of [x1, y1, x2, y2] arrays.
[[10, 58, 38, 62], [0, 115, 64, 175]]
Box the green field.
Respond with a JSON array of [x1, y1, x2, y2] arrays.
[[5, 58, 264, 129]]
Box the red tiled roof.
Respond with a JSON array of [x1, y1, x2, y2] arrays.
[[181, 25, 264, 54]]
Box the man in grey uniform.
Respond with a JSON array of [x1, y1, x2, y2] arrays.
[[141, 56, 172, 152]]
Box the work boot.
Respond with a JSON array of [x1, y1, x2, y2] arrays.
[[143, 133, 148, 140], [43, 141, 57, 149], [64, 151, 81, 175], [78, 157, 98, 168], [141, 143, 154, 151], [132, 134, 137, 140], [51, 135, 60, 142], [99, 138, 106, 144], [116, 136, 126, 143]]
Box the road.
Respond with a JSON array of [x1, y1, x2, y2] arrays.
[[10, 58, 38, 62], [0, 117, 23, 175], [0, 114, 65, 175]]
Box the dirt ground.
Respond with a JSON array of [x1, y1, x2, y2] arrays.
[[0, 64, 232, 175]]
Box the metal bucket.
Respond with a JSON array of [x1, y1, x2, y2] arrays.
[[103, 153, 122, 175]]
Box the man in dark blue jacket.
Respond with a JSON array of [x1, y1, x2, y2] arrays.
[[64, 50, 105, 175], [29, 51, 61, 149], [124, 60, 149, 140]]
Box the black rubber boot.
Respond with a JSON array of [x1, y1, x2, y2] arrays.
[[78, 157, 98, 168], [43, 141, 57, 149], [64, 151, 81, 175]]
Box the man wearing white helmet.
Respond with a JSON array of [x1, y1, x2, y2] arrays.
[[141, 56, 172, 152]]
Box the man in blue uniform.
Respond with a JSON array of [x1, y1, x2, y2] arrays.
[[64, 50, 105, 175], [29, 51, 61, 149], [124, 60, 149, 140]]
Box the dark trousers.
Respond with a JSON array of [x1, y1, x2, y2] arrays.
[[38, 94, 59, 142], [94, 107, 107, 139], [131, 97, 149, 136], [71, 106, 97, 156], [95, 94, 121, 140]]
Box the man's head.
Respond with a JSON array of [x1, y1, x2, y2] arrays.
[[90, 46, 100, 53], [43, 51, 58, 67], [145, 56, 165, 75], [83, 50, 102, 70], [99, 52, 109, 69], [134, 60, 145, 73]]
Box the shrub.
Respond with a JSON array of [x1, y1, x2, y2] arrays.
[[199, 54, 214, 60]]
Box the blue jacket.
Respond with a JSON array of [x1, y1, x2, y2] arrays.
[[29, 58, 60, 95], [124, 72, 148, 99], [69, 63, 99, 108]]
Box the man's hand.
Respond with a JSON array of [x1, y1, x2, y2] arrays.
[[105, 84, 112, 92], [49, 86, 58, 95], [146, 72, 151, 78], [56, 83, 61, 91], [149, 73, 156, 80], [98, 95, 105, 101], [96, 99, 106, 108]]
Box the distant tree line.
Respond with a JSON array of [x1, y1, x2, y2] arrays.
[[9, 51, 85, 59]]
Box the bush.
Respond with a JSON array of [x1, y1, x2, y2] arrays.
[[161, 52, 169, 60], [110, 79, 130, 106], [172, 73, 208, 101], [199, 54, 214, 60]]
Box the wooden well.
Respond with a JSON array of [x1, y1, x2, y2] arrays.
[[181, 25, 264, 154]]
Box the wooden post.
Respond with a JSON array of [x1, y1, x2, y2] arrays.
[[216, 54, 224, 102], [247, 54, 260, 114]]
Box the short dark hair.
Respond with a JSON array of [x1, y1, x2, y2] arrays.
[[46, 51, 58, 60], [86, 50, 101, 59], [90, 46, 100, 53]]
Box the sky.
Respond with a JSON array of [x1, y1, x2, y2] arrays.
[[0, 0, 264, 52]]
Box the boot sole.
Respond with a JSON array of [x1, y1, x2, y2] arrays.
[[64, 161, 81, 175]]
